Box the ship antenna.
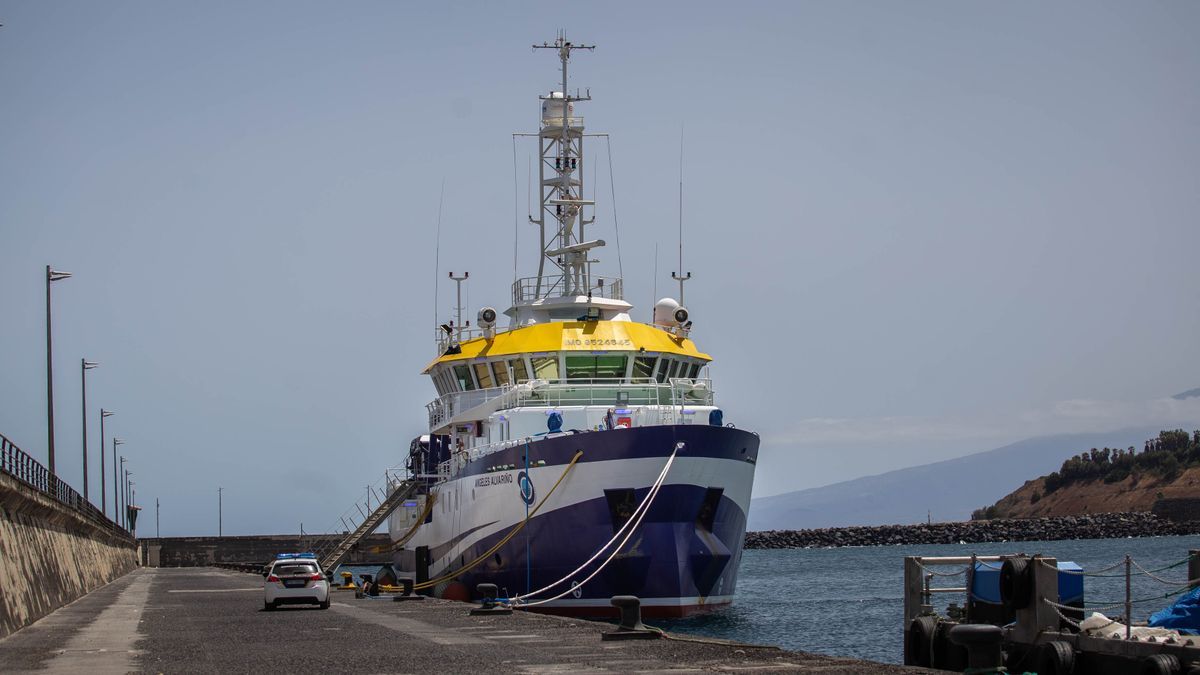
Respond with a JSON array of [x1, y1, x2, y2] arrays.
[[432, 178, 445, 329], [671, 126, 691, 304]]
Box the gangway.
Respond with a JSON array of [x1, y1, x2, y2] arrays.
[[316, 479, 419, 573]]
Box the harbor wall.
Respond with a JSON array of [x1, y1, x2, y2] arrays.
[[746, 512, 1200, 549], [142, 533, 393, 567], [0, 472, 138, 639]]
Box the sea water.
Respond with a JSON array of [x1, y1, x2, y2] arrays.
[[658, 534, 1200, 665]]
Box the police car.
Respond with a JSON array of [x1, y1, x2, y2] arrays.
[[262, 553, 330, 610]]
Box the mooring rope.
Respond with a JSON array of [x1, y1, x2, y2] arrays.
[[389, 492, 436, 552], [413, 450, 584, 591], [514, 443, 682, 607]]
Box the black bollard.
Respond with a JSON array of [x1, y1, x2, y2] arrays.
[[392, 577, 424, 602], [469, 582, 512, 616], [602, 596, 660, 641], [948, 624, 1004, 673]]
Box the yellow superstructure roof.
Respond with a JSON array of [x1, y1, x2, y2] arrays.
[[423, 320, 711, 373]]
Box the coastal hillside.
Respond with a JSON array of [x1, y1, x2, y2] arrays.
[[975, 429, 1200, 519], [748, 426, 1182, 530]]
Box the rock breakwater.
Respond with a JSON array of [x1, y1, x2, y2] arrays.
[[745, 512, 1200, 549]]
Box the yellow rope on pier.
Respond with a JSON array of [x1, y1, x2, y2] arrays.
[[413, 449, 584, 591]]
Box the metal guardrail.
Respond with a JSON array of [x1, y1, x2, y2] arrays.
[[511, 274, 623, 305], [0, 432, 130, 538]]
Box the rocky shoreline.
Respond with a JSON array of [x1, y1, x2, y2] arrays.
[[745, 512, 1200, 549]]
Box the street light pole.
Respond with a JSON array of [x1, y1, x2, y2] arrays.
[[156, 497, 160, 538], [100, 410, 113, 517], [45, 266, 72, 479], [118, 456, 126, 528], [81, 359, 97, 501], [113, 438, 124, 522], [124, 468, 131, 531], [218, 487, 223, 537]]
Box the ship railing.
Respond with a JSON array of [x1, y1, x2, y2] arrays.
[[426, 378, 716, 429], [426, 385, 515, 429], [511, 274, 624, 305], [539, 116, 585, 130]]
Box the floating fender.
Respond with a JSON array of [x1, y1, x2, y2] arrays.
[[1141, 654, 1182, 675], [1035, 640, 1076, 675], [905, 616, 938, 668], [1000, 557, 1034, 610]]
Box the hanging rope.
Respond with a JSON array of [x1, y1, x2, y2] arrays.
[[413, 450, 584, 591], [604, 135, 624, 280], [512, 443, 681, 604]]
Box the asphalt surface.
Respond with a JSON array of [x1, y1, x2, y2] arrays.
[[0, 568, 933, 673]]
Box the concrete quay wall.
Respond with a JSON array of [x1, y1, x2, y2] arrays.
[[142, 533, 393, 567], [0, 472, 138, 639]]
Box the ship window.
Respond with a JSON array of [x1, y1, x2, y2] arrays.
[[654, 358, 670, 383], [531, 356, 559, 380], [633, 356, 657, 381], [667, 360, 682, 379], [492, 361, 510, 387], [688, 363, 702, 379], [473, 362, 494, 389], [510, 358, 529, 383], [565, 355, 628, 381], [454, 364, 475, 391]]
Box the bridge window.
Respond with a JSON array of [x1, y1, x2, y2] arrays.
[[633, 356, 657, 381], [473, 362, 494, 389], [492, 361, 510, 387], [531, 356, 559, 380], [565, 354, 628, 381], [654, 358, 670, 383], [454, 364, 475, 391], [688, 363, 702, 379], [510, 358, 529, 383]]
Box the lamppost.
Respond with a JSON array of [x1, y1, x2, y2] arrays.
[[124, 468, 132, 531], [100, 410, 113, 517], [118, 456, 126, 529], [81, 359, 97, 501], [218, 487, 223, 537], [45, 266, 72, 479], [113, 438, 124, 521]]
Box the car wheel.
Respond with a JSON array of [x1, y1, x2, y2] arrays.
[[320, 597, 331, 610], [264, 601, 274, 611]]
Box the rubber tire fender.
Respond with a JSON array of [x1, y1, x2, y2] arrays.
[[931, 620, 968, 671], [1035, 640, 1076, 675], [1141, 654, 1182, 675], [1000, 557, 1033, 610], [905, 616, 938, 668]]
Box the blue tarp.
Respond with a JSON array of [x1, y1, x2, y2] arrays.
[[1149, 586, 1200, 635]]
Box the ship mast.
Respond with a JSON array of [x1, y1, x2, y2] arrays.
[[530, 33, 600, 299]]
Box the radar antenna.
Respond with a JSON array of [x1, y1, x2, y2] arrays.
[[529, 32, 600, 298]]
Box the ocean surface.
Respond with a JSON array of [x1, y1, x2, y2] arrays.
[[657, 535, 1200, 665]]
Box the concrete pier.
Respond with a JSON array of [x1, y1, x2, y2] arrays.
[[0, 567, 931, 673]]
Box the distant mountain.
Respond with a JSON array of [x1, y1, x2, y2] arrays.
[[747, 426, 1189, 531], [1173, 388, 1200, 401]]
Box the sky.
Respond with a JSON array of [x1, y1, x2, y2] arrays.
[[1, 1, 1197, 536]]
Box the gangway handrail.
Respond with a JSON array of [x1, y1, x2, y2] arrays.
[[318, 479, 420, 572]]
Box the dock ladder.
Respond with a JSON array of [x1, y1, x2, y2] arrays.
[[316, 478, 419, 573]]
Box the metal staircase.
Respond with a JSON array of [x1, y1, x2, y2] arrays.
[[317, 479, 419, 572]]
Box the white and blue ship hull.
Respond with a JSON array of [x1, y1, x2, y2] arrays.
[[390, 424, 759, 617]]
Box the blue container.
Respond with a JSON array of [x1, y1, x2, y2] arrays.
[[972, 560, 1083, 604]]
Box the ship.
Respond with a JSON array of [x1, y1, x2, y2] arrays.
[[388, 34, 759, 618]]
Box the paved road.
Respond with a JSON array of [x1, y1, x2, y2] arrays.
[[0, 568, 931, 673]]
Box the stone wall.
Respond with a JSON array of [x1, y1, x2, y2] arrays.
[[746, 512, 1200, 549], [142, 533, 393, 567], [0, 472, 138, 638]]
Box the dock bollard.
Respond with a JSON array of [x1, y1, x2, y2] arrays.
[[469, 583, 512, 616], [948, 624, 1004, 674], [602, 596, 660, 641], [393, 577, 424, 602]]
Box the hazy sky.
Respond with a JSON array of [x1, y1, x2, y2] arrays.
[[2, 1, 1197, 536]]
